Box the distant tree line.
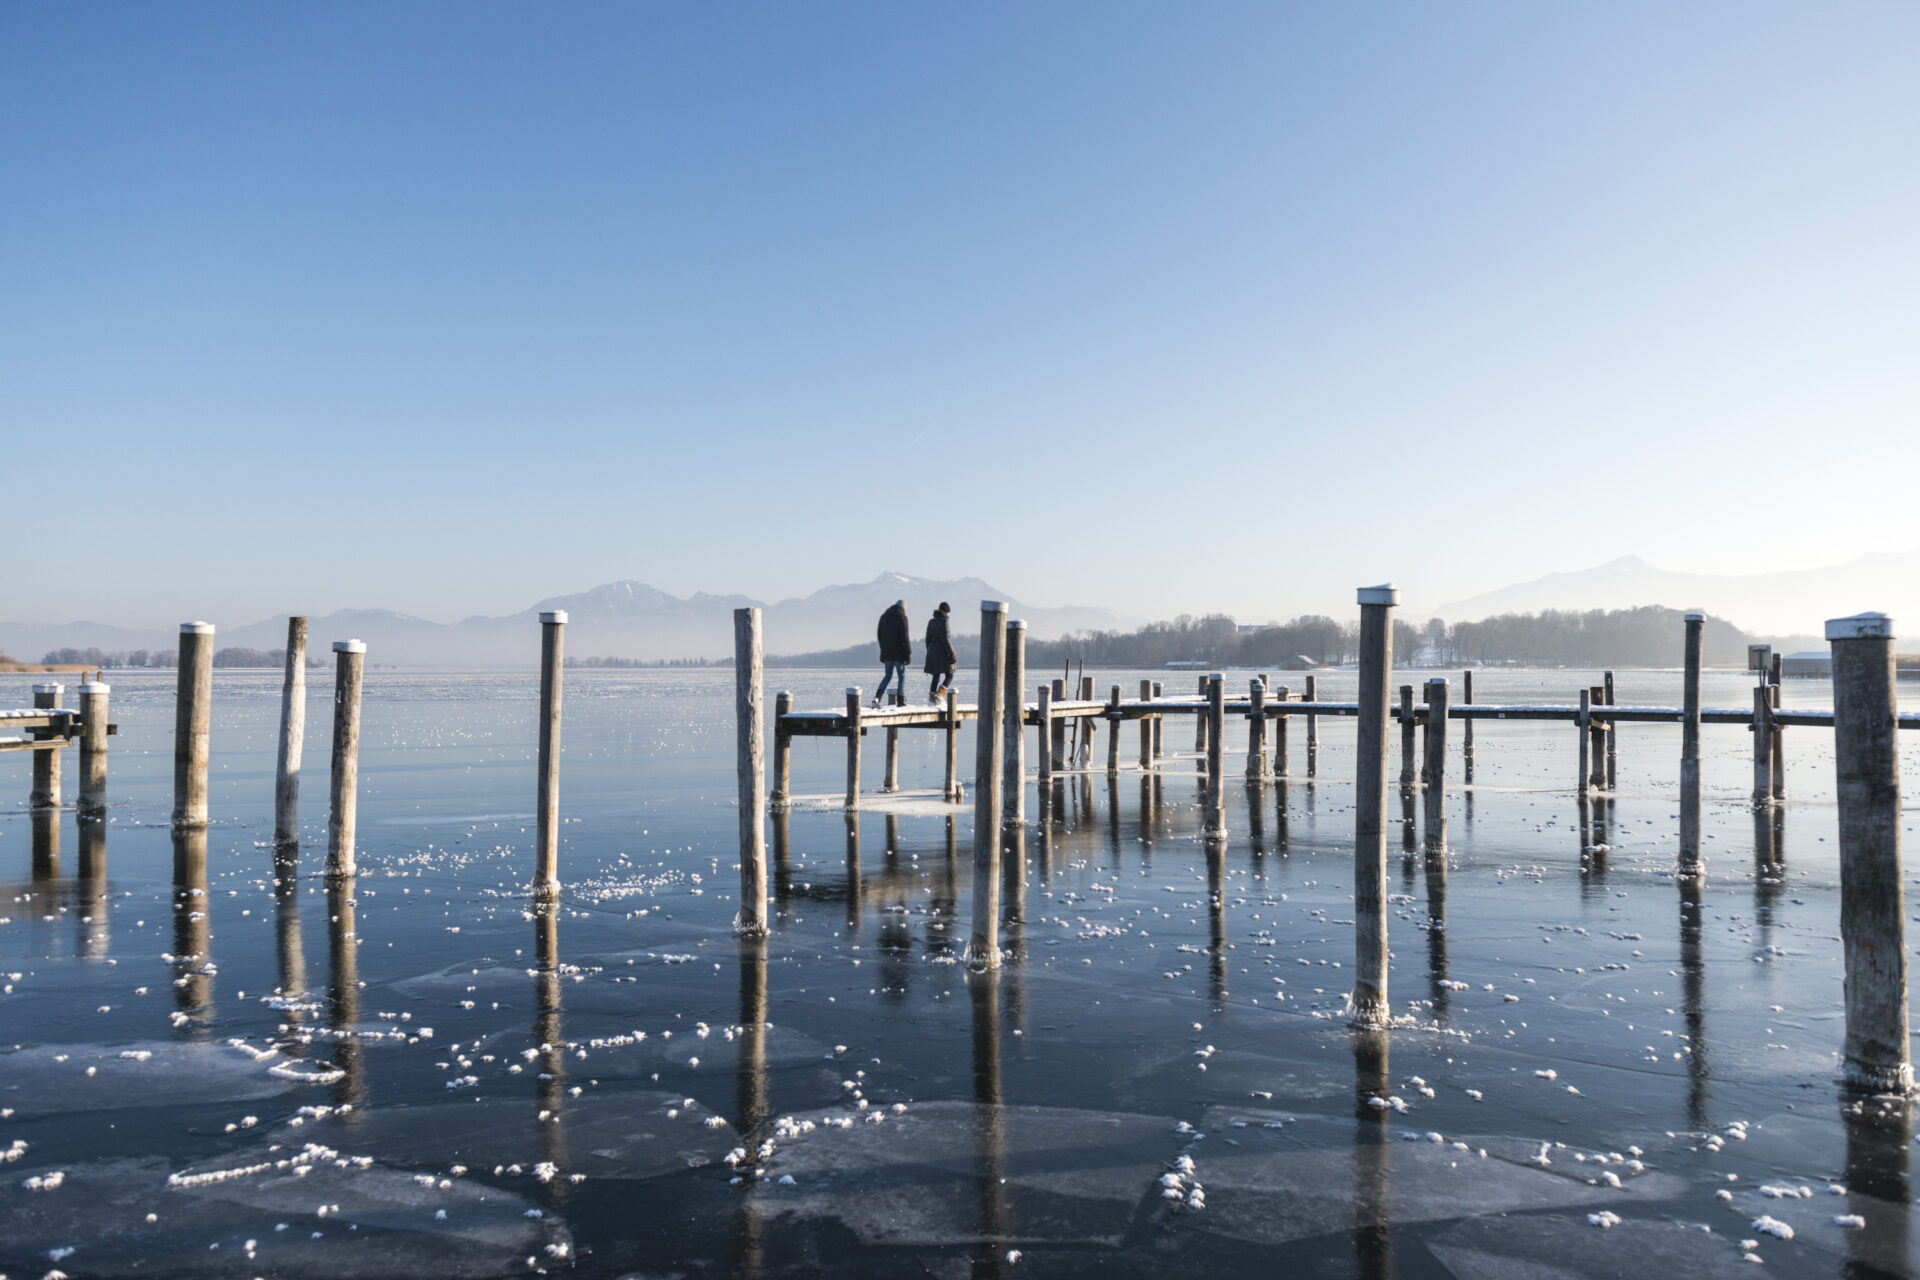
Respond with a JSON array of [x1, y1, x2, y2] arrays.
[[565, 655, 724, 668], [771, 605, 1813, 670], [41, 646, 324, 669]]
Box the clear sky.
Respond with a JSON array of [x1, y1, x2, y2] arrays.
[[5, 3, 1917, 628]]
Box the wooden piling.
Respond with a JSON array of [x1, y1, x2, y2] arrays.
[[1603, 670, 1617, 791], [1272, 686, 1290, 776], [883, 719, 901, 794], [1769, 652, 1786, 801], [1151, 682, 1164, 759], [1304, 674, 1319, 759], [1398, 685, 1416, 788], [1578, 689, 1592, 797], [30, 682, 62, 811], [734, 607, 768, 937], [1051, 678, 1068, 771], [1002, 620, 1027, 828], [1106, 685, 1121, 776], [1827, 612, 1911, 1093], [1195, 674, 1209, 756], [771, 692, 792, 807], [969, 601, 1009, 967], [326, 639, 365, 878], [1752, 684, 1773, 805], [944, 687, 962, 801], [1588, 685, 1607, 791], [1351, 585, 1398, 1027], [534, 612, 566, 896], [273, 617, 307, 846], [1423, 677, 1448, 856], [1679, 613, 1703, 875], [1037, 682, 1053, 785], [172, 621, 215, 828], [1247, 679, 1267, 778], [1078, 674, 1095, 767], [77, 681, 109, 820], [1462, 669, 1475, 752], [844, 688, 863, 810], [1205, 673, 1226, 839], [1138, 679, 1153, 769]]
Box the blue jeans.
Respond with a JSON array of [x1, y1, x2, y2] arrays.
[[876, 661, 907, 702]]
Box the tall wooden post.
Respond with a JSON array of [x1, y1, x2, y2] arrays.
[[1138, 679, 1153, 769], [1106, 685, 1122, 776], [944, 687, 962, 801], [1769, 652, 1786, 801], [1351, 585, 1398, 1027], [77, 681, 109, 819], [969, 601, 1009, 967], [1752, 685, 1773, 805], [1304, 674, 1319, 760], [883, 716, 901, 794], [1587, 685, 1607, 791], [1272, 686, 1290, 777], [771, 692, 792, 807], [1461, 668, 1475, 752], [1679, 613, 1703, 876], [30, 683, 62, 811], [844, 688, 863, 810], [534, 611, 566, 897], [1247, 679, 1267, 778], [1603, 669, 1617, 791], [734, 608, 768, 937], [1828, 612, 1911, 1093], [1205, 673, 1226, 840], [1036, 683, 1053, 786], [1151, 682, 1164, 759], [274, 618, 308, 846], [1002, 620, 1027, 827], [326, 639, 365, 878], [1398, 685, 1416, 788], [1577, 689, 1592, 797], [1050, 679, 1068, 771], [1195, 674, 1209, 756], [1423, 677, 1448, 856], [172, 621, 215, 829]]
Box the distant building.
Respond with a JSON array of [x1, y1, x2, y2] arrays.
[[1781, 651, 1830, 679]]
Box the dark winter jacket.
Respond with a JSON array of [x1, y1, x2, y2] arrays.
[[877, 604, 912, 664], [922, 612, 957, 675]]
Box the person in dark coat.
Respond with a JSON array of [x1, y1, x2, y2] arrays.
[[923, 602, 957, 703], [873, 600, 912, 707]]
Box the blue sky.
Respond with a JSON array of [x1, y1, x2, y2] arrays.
[[5, 4, 1917, 627]]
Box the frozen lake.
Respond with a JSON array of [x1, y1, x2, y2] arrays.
[[4, 665, 1919, 1277]]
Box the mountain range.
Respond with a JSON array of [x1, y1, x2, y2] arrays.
[[1428, 548, 1920, 637], [0, 573, 1124, 668]]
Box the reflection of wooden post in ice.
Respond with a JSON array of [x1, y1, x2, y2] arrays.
[[173, 622, 215, 828], [844, 814, 862, 934], [1829, 612, 1912, 1094], [968, 967, 1008, 1270], [733, 935, 770, 1275], [1002, 621, 1026, 828], [30, 683, 63, 810], [328, 876, 364, 1110], [77, 681, 109, 820], [172, 827, 212, 1038], [1351, 1026, 1394, 1280], [1424, 829, 1449, 1024], [1422, 678, 1448, 857], [1679, 613, 1704, 876], [326, 640, 365, 878], [77, 818, 108, 960], [1842, 1093, 1912, 1277], [535, 612, 566, 897], [1678, 873, 1709, 1130], [275, 618, 307, 845], [1349, 585, 1397, 1028], [31, 808, 60, 881], [771, 692, 792, 808], [534, 906, 569, 1205], [734, 608, 768, 936], [1206, 839, 1227, 1006], [273, 846, 308, 1052], [968, 600, 1008, 968]]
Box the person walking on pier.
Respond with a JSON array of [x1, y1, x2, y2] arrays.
[[924, 601, 957, 703], [873, 600, 911, 707]]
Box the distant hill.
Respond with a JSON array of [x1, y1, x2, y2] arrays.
[[0, 573, 1123, 669], [1429, 549, 1920, 636]]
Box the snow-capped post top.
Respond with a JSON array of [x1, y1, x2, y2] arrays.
[[540, 610, 568, 625], [1208, 672, 1224, 683], [180, 621, 215, 635], [1356, 584, 1400, 606], [980, 599, 1007, 613], [1427, 676, 1449, 686], [333, 639, 366, 654], [80, 682, 109, 695], [845, 687, 860, 697], [1684, 612, 1704, 622], [1827, 612, 1895, 642], [33, 683, 63, 695], [1008, 618, 1027, 631]]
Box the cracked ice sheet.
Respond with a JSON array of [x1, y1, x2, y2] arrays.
[[273, 1089, 743, 1180], [0, 1041, 297, 1116], [1426, 1214, 1796, 1279], [1179, 1110, 1684, 1248], [763, 1101, 1178, 1248], [0, 1152, 569, 1278]]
